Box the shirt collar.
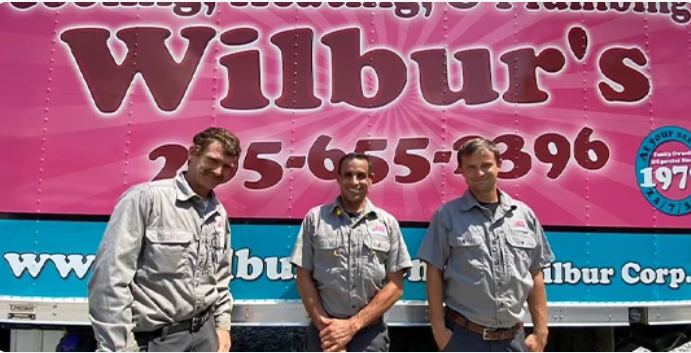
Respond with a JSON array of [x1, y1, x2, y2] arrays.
[[458, 188, 515, 212], [175, 171, 217, 205], [329, 196, 379, 218]]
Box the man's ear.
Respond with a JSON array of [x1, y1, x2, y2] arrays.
[[456, 156, 464, 174], [188, 145, 198, 161]]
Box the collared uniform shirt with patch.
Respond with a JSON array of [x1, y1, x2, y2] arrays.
[[290, 198, 413, 319], [416, 190, 554, 329], [88, 172, 233, 352]]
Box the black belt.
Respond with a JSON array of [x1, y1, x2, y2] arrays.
[[136, 310, 211, 342]]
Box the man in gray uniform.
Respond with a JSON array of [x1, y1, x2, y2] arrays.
[[88, 127, 241, 352], [417, 138, 554, 352], [290, 153, 413, 352]]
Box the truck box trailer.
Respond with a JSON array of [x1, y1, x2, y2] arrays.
[[1, 2, 691, 351]]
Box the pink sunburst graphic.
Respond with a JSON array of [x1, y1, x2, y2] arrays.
[[1, 3, 690, 228]]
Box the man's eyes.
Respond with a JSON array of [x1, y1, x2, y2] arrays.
[[343, 173, 368, 179]]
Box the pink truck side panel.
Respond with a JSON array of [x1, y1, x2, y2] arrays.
[[1, 3, 690, 227]]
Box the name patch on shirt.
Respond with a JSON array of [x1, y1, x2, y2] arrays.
[[513, 219, 527, 229], [215, 215, 225, 233], [368, 221, 387, 236]]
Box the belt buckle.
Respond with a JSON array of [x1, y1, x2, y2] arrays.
[[191, 316, 203, 332], [482, 328, 497, 341]]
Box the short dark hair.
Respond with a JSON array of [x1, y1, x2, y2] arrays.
[[456, 137, 501, 166], [192, 127, 241, 157], [337, 153, 372, 175]]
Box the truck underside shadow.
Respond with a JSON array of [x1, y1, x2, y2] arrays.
[[615, 324, 691, 352], [1, 326, 10, 351], [4, 324, 691, 352]]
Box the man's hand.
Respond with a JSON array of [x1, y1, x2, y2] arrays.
[[525, 331, 547, 352], [216, 329, 231, 352], [315, 316, 333, 331], [319, 318, 358, 352], [432, 326, 453, 350]]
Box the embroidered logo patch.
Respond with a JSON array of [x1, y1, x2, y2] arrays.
[[369, 223, 387, 234], [214, 215, 225, 232]]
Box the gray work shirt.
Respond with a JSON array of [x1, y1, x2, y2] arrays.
[[290, 198, 413, 319], [416, 190, 554, 329], [88, 172, 233, 352]]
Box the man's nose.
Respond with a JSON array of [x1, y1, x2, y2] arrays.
[[211, 166, 223, 176]]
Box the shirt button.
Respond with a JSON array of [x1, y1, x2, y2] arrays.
[[352, 305, 356, 309]]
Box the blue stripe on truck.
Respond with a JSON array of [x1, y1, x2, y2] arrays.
[[1, 218, 690, 302]]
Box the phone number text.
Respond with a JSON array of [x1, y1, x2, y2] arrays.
[[150, 127, 609, 189]]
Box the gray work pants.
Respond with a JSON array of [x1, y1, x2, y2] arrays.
[[305, 320, 390, 352], [442, 317, 528, 352], [135, 317, 218, 352]]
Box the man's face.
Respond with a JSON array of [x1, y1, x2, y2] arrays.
[[188, 141, 239, 191], [337, 158, 373, 205], [459, 148, 501, 194]]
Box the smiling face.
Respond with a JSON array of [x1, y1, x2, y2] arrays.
[[337, 155, 373, 211], [187, 141, 239, 196], [459, 148, 501, 195]]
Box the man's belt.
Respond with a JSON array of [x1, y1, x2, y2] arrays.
[[445, 309, 523, 341], [136, 310, 211, 341]]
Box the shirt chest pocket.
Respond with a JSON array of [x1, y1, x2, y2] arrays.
[[505, 228, 537, 276], [363, 233, 391, 281], [449, 230, 484, 248], [448, 230, 485, 281], [313, 236, 342, 279], [142, 230, 194, 276]]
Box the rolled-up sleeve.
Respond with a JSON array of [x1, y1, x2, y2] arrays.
[[529, 213, 555, 272], [385, 218, 413, 274], [290, 210, 315, 271], [88, 185, 150, 352], [416, 207, 450, 271], [213, 219, 233, 331]]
